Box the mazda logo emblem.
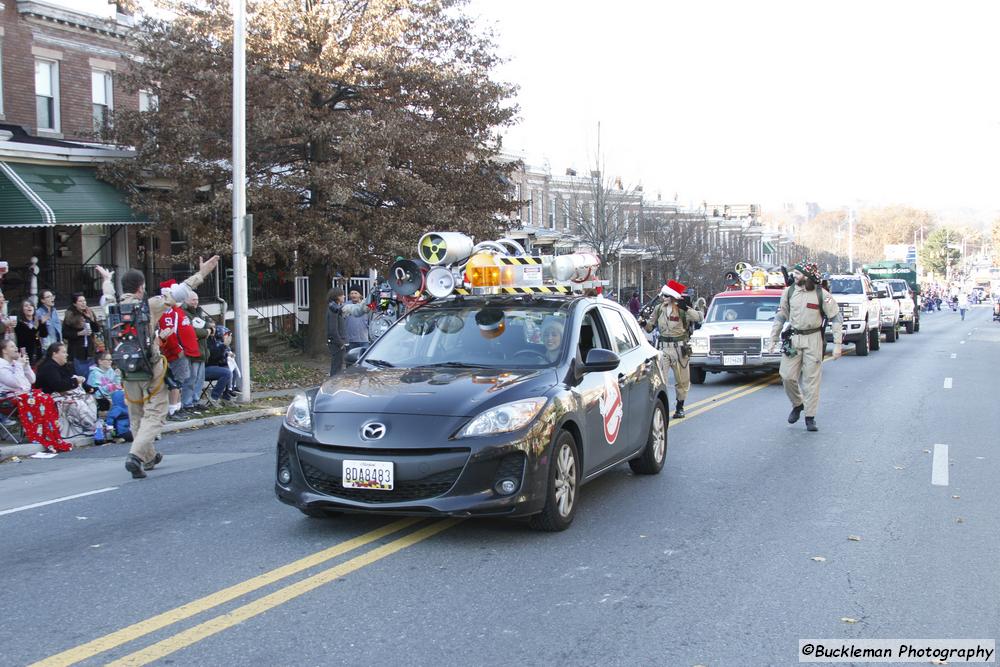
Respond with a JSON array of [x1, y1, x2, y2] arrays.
[[361, 423, 386, 440]]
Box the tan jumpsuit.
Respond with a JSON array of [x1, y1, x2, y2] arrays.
[[769, 286, 843, 418], [645, 301, 703, 401]]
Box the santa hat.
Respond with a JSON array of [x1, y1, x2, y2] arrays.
[[159, 279, 189, 304], [660, 279, 687, 300]]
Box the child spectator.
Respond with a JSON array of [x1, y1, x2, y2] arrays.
[[86, 352, 122, 412], [104, 389, 132, 442]]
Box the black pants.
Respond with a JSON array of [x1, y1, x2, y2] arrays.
[[329, 344, 345, 375]]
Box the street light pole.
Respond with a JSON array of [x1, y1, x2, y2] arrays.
[[232, 0, 251, 401]]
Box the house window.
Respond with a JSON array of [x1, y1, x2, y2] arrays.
[[527, 190, 533, 225], [548, 198, 556, 229], [92, 70, 113, 130], [139, 89, 158, 112], [35, 59, 59, 132]]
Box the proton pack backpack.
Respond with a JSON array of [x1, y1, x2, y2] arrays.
[[105, 299, 155, 381]]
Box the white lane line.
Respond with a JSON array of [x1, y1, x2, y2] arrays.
[[943, 377, 953, 389], [0, 487, 118, 517], [931, 444, 949, 486], [950, 353, 957, 359]]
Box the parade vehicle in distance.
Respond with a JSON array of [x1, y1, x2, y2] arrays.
[[883, 279, 919, 333], [275, 234, 669, 531], [824, 273, 882, 356], [688, 264, 787, 384], [871, 279, 901, 343], [862, 261, 920, 332]]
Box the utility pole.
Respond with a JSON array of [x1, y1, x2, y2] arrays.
[[847, 209, 855, 273], [232, 0, 251, 401]]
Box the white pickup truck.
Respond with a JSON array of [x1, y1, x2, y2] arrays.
[[824, 274, 882, 356]]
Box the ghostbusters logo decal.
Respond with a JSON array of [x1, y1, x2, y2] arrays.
[[599, 373, 624, 444]]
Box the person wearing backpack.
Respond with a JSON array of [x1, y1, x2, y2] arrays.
[[767, 260, 843, 432], [641, 279, 703, 418], [96, 256, 220, 479]]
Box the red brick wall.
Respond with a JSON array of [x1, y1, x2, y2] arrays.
[[0, 2, 138, 139]]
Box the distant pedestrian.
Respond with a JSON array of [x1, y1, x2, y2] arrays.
[[642, 279, 703, 418], [627, 291, 641, 318], [182, 290, 213, 410], [957, 292, 969, 321], [326, 287, 348, 375]]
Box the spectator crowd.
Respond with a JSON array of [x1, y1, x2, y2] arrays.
[[0, 280, 240, 455]]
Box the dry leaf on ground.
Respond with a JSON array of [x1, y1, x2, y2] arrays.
[[847, 535, 862, 542]]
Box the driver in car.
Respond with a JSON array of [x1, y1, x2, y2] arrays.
[[541, 319, 564, 363]]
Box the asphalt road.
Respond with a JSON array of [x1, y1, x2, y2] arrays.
[[2, 305, 997, 666]]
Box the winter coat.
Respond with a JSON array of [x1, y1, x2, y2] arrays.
[[105, 389, 131, 439], [15, 318, 49, 364], [183, 304, 213, 361], [326, 301, 347, 348], [62, 306, 99, 362], [35, 359, 78, 394]]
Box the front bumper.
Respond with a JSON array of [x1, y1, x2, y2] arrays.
[[828, 319, 865, 341], [689, 353, 782, 372], [274, 421, 553, 518]]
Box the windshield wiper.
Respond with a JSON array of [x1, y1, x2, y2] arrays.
[[414, 361, 494, 369], [364, 358, 395, 368]]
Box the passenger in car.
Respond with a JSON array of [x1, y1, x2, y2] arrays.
[[541, 320, 564, 363]]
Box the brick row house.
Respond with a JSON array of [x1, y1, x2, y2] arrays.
[[0, 0, 182, 310]]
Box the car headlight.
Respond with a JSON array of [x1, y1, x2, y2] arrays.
[[690, 337, 709, 353], [285, 394, 312, 433], [457, 398, 547, 438]]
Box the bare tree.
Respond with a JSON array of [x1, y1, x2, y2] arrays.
[[564, 157, 641, 272]]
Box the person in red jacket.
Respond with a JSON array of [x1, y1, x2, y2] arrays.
[[157, 280, 200, 420]]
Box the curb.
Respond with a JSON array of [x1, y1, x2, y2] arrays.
[[0, 407, 285, 461]]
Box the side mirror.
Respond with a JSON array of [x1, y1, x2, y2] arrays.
[[583, 348, 620, 373], [345, 346, 368, 365], [877, 290, 888, 299]]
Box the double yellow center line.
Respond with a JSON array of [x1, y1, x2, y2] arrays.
[[32, 518, 458, 667]]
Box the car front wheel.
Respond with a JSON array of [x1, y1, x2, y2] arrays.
[[530, 431, 580, 532]]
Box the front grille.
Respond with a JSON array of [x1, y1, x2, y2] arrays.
[[301, 461, 462, 503], [709, 336, 761, 354]]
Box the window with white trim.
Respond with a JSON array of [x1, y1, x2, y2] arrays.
[[548, 198, 555, 228], [527, 189, 533, 225], [35, 59, 59, 132], [139, 89, 158, 112], [92, 69, 113, 131]]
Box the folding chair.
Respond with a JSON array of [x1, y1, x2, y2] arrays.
[[0, 397, 23, 444]]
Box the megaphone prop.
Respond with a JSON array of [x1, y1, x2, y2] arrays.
[[390, 258, 427, 297], [425, 266, 458, 299], [418, 232, 474, 266]]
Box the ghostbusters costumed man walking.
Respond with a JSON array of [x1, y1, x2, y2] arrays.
[[768, 260, 843, 432], [644, 279, 703, 418]]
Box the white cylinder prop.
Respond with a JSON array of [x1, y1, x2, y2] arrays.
[[418, 232, 474, 265], [551, 252, 601, 282], [425, 266, 457, 298]]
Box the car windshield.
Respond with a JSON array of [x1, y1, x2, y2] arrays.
[[829, 279, 863, 295], [889, 281, 909, 295], [706, 296, 781, 322], [362, 303, 571, 369]]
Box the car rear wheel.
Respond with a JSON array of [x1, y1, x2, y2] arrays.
[[886, 324, 897, 342], [629, 400, 667, 475], [529, 431, 580, 532], [690, 366, 706, 384], [913, 318, 920, 332], [905, 321, 914, 334]]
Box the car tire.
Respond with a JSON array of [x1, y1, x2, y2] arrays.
[[886, 325, 897, 343], [299, 507, 341, 519], [869, 325, 881, 351], [690, 366, 706, 385], [905, 321, 914, 334], [914, 318, 920, 332], [855, 331, 869, 356], [529, 431, 580, 532], [629, 400, 667, 475]]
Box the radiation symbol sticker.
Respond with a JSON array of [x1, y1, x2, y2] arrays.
[[599, 373, 624, 445], [420, 234, 447, 264]]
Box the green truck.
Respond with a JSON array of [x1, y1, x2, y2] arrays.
[[862, 261, 921, 333]]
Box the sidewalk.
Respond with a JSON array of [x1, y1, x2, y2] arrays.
[[0, 387, 305, 461]]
